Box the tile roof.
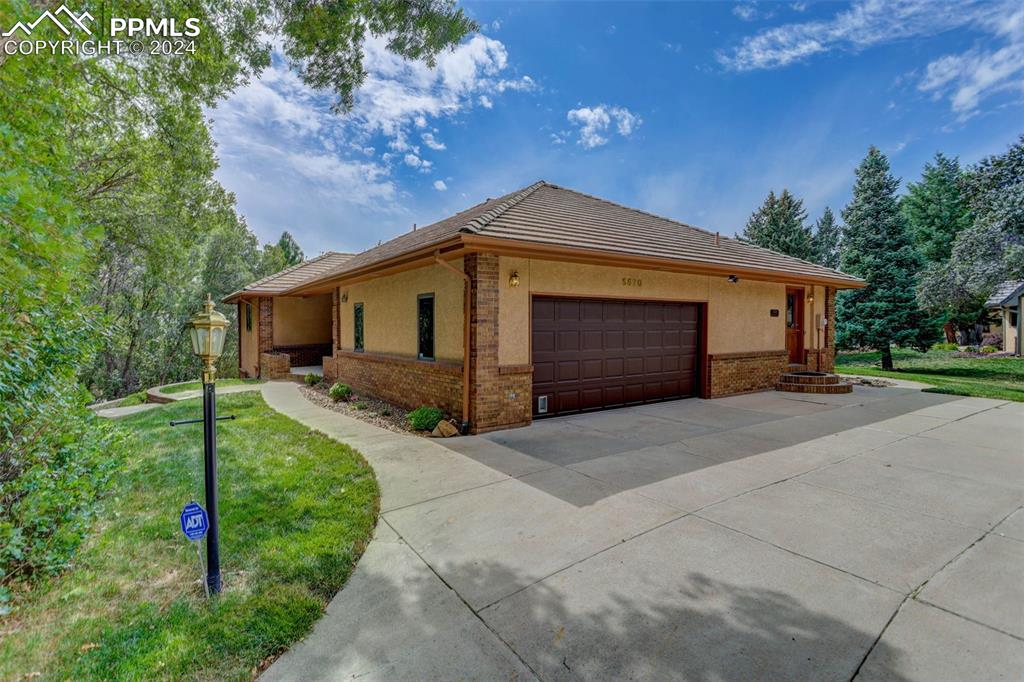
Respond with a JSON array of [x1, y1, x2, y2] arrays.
[[291, 181, 865, 292], [986, 280, 1024, 308], [223, 251, 353, 302]]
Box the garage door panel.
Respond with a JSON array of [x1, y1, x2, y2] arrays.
[[533, 330, 555, 353], [532, 296, 701, 417]]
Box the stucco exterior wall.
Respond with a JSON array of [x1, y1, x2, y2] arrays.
[[497, 257, 794, 365], [239, 301, 259, 377], [336, 260, 465, 362], [272, 294, 333, 346]]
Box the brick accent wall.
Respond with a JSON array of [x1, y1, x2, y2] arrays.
[[466, 253, 533, 433], [274, 343, 331, 368], [260, 351, 290, 379], [323, 350, 463, 416], [332, 287, 340, 351], [258, 297, 274, 357], [707, 350, 789, 397]]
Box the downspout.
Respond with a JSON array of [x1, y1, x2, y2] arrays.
[[434, 251, 472, 432]]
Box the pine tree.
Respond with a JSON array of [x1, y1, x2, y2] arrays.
[[837, 147, 938, 369], [742, 189, 815, 261], [901, 152, 971, 263], [813, 206, 841, 269], [277, 231, 305, 266]]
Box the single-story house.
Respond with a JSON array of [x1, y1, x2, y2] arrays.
[[985, 280, 1023, 355], [228, 181, 865, 433], [224, 251, 353, 378]]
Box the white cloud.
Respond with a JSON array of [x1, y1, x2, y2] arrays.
[[490, 19, 501, 31], [421, 131, 446, 150], [433, 180, 448, 191], [350, 33, 534, 151], [733, 3, 758, 22], [719, 0, 1024, 118], [918, 5, 1024, 119], [478, 94, 493, 108], [566, 105, 642, 148], [719, 0, 1004, 71], [791, 2, 808, 12]]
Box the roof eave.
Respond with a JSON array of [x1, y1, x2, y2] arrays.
[[460, 234, 868, 289]]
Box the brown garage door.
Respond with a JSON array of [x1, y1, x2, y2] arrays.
[[531, 296, 700, 417]]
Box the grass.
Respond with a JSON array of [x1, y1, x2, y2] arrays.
[[836, 348, 1024, 402], [116, 390, 147, 407], [161, 378, 265, 394], [0, 392, 379, 680]]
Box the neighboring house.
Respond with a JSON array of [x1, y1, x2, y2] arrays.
[[228, 181, 865, 433], [224, 252, 353, 378], [985, 280, 1023, 355]]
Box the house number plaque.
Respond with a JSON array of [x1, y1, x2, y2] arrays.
[[622, 277, 642, 287]]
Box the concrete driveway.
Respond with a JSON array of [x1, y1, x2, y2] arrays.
[[262, 383, 1024, 681]]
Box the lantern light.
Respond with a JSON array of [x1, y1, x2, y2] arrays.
[[189, 293, 229, 384]]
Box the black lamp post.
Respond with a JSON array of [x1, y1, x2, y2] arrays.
[[188, 294, 228, 594]]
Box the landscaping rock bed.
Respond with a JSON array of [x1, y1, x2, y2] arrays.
[[300, 384, 424, 436]]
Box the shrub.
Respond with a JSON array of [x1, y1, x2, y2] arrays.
[[407, 406, 445, 431], [932, 342, 959, 351], [980, 344, 999, 354], [354, 401, 369, 410], [304, 373, 322, 386], [328, 382, 352, 401], [380, 408, 392, 417]]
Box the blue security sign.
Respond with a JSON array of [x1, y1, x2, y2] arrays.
[[180, 501, 209, 541]]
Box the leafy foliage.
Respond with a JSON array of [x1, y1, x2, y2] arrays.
[[836, 147, 939, 368], [329, 382, 353, 401], [742, 189, 815, 261], [2, 0, 472, 587], [407, 406, 445, 431], [304, 372, 323, 385]]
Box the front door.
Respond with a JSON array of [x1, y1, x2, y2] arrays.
[[785, 287, 804, 365]]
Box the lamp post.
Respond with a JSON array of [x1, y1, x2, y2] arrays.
[[188, 293, 228, 594]]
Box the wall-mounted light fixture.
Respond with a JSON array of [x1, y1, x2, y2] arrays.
[[727, 274, 739, 283], [341, 291, 349, 303], [806, 291, 815, 304], [508, 270, 521, 288]]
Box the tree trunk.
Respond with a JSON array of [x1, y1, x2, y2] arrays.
[[880, 345, 894, 371], [943, 321, 955, 344]]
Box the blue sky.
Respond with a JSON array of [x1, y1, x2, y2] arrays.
[[209, 0, 1024, 257]]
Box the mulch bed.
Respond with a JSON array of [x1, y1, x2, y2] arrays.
[[299, 383, 430, 436]]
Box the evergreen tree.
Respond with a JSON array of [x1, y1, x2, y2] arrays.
[[742, 189, 815, 261], [837, 147, 938, 369], [901, 152, 971, 263], [277, 230, 305, 266], [813, 206, 841, 269]]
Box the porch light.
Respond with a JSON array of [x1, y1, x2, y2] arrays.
[[509, 270, 521, 288], [727, 274, 739, 283], [189, 293, 229, 383]]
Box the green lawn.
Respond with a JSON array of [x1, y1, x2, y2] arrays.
[[0, 392, 378, 680], [161, 377, 266, 394], [836, 348, 1024, 402]]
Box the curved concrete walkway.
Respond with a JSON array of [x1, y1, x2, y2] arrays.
[[259, 381, 1024, 681]]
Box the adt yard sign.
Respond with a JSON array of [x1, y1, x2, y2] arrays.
[[180, 501, 209, 541]]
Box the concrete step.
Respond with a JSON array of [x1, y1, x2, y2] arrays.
[[776, 380, 853, 394], [779, 371, 841, 386]]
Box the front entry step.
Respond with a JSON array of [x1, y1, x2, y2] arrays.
[[776, 371, 853, 394]]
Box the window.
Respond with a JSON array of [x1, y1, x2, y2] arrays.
[[245, 303, 252, 331], [1011, 308, 1019, 328], [785, 292, 796, 328], [418, 293, 434, 360], [353, 303, 364, 352]]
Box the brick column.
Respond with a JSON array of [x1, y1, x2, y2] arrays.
[[822, 286, 836, 372], [258, 296, 274, 376], [466, 253, 532, 433]]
